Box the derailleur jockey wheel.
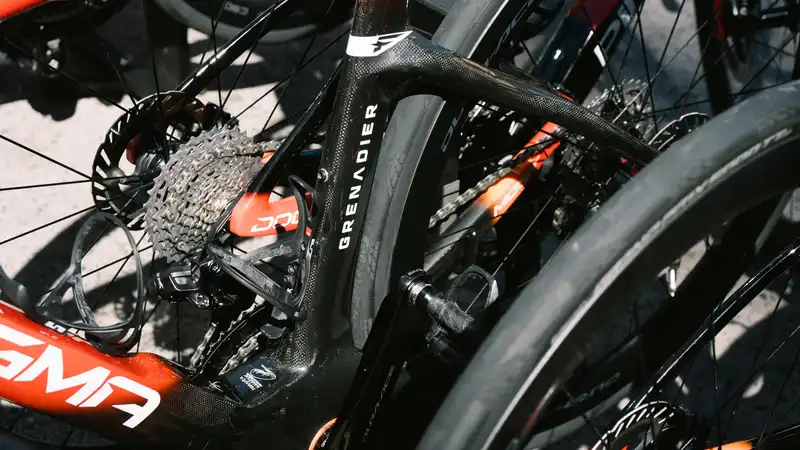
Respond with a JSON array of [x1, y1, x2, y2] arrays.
[[91, 91, 235, 229]]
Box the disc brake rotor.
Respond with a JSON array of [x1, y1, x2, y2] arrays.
[[93, 92, 234, 229]]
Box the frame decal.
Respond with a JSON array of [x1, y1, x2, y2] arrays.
[[345, 31, 413, 57]]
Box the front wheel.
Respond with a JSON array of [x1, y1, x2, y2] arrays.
[[418, 78, 800, 449]]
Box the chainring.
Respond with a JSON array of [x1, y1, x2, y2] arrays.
[[144, 126, 279, 264]]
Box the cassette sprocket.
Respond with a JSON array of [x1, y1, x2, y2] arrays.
[[144, 127, 279, 263]]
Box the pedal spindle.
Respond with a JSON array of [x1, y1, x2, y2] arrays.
[[401, 270, 474, 334]]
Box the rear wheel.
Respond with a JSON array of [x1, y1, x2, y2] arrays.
[[417, 77, 800, 450], [0, 2, 344, 448]]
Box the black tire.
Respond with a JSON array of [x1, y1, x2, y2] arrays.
[[352, 0, 544, 349], [417, 80, 800, 449]]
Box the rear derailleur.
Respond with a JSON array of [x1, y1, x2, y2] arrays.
[[152, 176, 315, 320]]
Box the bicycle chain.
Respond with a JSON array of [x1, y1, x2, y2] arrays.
[[427, 136, 557, 228], [189, 296, 267, 373], [429, 79, 654, 229]]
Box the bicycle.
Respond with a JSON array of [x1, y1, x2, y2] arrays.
[[0, 0, 798, 449], [419, 75, 800, 450]]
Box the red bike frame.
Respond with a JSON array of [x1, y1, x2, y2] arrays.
[[0, 0, 50, 21]]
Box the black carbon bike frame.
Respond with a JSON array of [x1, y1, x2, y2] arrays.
[[207, 0, 656, 447], [1, 0, 702, 448], [184, 1, 800, 448], [3, 0, 800, 449]]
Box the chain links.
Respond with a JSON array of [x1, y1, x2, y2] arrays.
[[428, 136, 556, 228]]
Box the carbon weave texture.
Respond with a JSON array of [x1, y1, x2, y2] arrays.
[[387, 33, 655, 162], [163, 382, 238, 430]]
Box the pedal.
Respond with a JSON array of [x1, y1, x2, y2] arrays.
[[400, 270, 474, 335], [443, 265, 500, 315]]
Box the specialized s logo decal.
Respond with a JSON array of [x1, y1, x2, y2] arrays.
[[346, 31, 412, 57]]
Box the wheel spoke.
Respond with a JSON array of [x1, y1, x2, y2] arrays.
[[463, 194, 556, 314], [77, 2, 139, 105], [708, 315, 725, 448], [752, 38, 797, 59], [0, 174, 141, 192], [564, 384, 614, 448], [424, 197, 543, 256], [87, 233, 149, 310], [0, 182, 153, 246], [634, 1, 659, 134], [611, 16, 719, 124], [33, 243, 154, 299], [655, 0, 689, 73], [0, 133, 93, 181], [260, 34, 321, 133], [721, 271, 792, 437], [176, 302, 182, 364], [753, 336, 800, 448], [578, 0, 622, 94], [233, 28, 348, 121], [2, 38, 132, 115], [216, 3, 285, 121], [736, 32, 798, 96]]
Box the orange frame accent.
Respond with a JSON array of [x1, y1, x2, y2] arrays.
[[477, 121, 562, 223], [0, 0, 49, 20], [0, 302, 179, 422]]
